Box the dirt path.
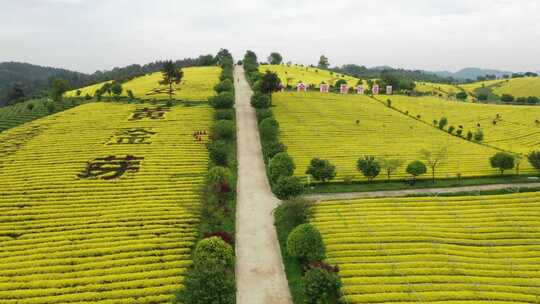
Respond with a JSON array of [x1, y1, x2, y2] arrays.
[[304, 182, 540, 202], [234, 66, 293, 304]]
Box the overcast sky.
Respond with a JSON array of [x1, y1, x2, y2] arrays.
[[1, 0, 539, 74]]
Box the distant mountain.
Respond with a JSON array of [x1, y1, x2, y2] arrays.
[[370, 65, 394, 71], [428, 67, 513, 80]]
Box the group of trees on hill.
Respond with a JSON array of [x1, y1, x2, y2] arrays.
[[0, 52, 228, 107]]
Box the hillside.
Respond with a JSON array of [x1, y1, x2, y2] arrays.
[[312, 192, 540, 303], [271, 92, 516, 182], [259, 64, 361, 87], [65, 66, 221, 101], [414, 81, 464, 97], [492, 76, 540, 97], [386, 95, 540, 154], [0, 102, 212, 302]]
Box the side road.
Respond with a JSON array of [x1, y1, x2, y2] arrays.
[[303, 182, 540, 202], [234, 65, 293, 304]]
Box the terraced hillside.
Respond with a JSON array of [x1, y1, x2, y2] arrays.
[[66, 66, 221, 101], [492, 77, 540, 98], [312, 192, 540, 303], [0, 102, 212, 303], [414, 82, 463, 97], [272, 92, 523, 182], [387, 95, 540, 154], [0, 98, 86, 132], [259, 64, 362, 88]]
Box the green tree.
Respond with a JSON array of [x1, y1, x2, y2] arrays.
[[378, 157, 403, 180], [456, 92, 468, 100], [305, 158, 336, 183], [268, 152, 295, 183], [490, 152, 514, 174], [527, 151, 540, 172], [356, 156, 381, 181], [268, 52, 283, 65], [287, 224, 325, 262], [304, 268, 342, 304], [51, 78, 68, 102], [159, 60, 184, 101], [406, 160, 427, 181], [259, 71, 282, 94], [318, 55, 329, 69], [333, 79, 347, 92], [111, 82, 123, 100], [273, 176, 304, 199], [438, 117, 448, 129], [420, 147, 448, 183]]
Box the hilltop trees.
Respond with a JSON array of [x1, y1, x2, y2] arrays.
[[318, 55, 329, 69], [268, 52, 283, 65], [159, 60, 184, 101]]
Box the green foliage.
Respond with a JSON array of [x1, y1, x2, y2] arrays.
[[209, 92, 234, 109], [406, 160, 427, 178], [111, 82, 123, 100], [268, 52, 283, 65], [259, 71, 282, 94], [159, 60, 184, 100], [467, 131, 473, 140], [208, 140, 230, 166], [304, 268, 342, 304], [333, 79, 347, 92], [490, 152, 515, 174], [286, 224, 325, 262], [356, 156, 381, 181], [212, 120, 236, 141], [207, 166, 233, 193], [268, 152, 295, 183], [318, 55, 329, 69], [306, 158, 336, 183], [274, 199, 312, 233], [456, 91, 468, 100], [176, 259, 235, 304], [256, 108, 273, 123], [474, 129, 484, 142], [273, 176, 304, 199], [250, 92, 272, 108], [501, 94, 515, 102], [378, 157, 403, 180], [259, 117, 280, 141], [45, 101, 56, 113], [193, 237, 234, 269], [51, 78, 68, 102], [527, 151, 540, 171], [215, 109, 234, 120], [215, 79, 234, 94], [438, 117, 448, 129], [262, 140, 287, 161]]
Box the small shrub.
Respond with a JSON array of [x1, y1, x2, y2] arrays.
[[438, 117, 448, 129], [214, 79, 234, 93], [84, 93, 92, 100], [250, 92, 272, 108], [212, 120, 236, 141], [274, 199, 312, 232], [209, 92, 234, 109], [259, 117, 279, 141], [273, 176, 304, 199], [203, 231, 234, 245], [343, 175, 355, 184], [215, 109, 234, 120], [262, 140, 287, 161], [448, 126, 455, 134], [45, 101, 56, 113], [193, 237, 234, 269], [467, 131, 473, 140], [208, 140, 230, 166], [207, 166, 233, 197], [456, 129, 463, 137], [474, 129, 484, 142], [166, 100, 174, 107], [287, 224, 325, 262], [268, 152, 295, 183], [175, 260, 235, 304], [304, 268, 342, 304], [26, 103, 35, 111], [256, 109, 272, 122]]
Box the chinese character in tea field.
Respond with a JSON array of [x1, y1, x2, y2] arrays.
[[108, 128, 156, 145], [296, 82, 307, 92], [372, 84, 380, 95], [129, 106, 170, 120], [320, 83, 329, 93], [78, 155, 143, 180]]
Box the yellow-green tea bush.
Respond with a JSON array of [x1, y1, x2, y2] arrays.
[[311, 192, 540, 303]]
